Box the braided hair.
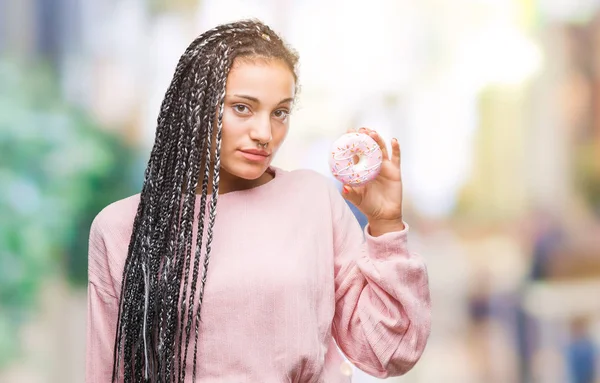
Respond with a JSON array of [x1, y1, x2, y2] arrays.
[[112, 19, 299, 382]]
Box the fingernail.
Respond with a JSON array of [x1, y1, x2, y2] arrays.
[[342, 186, 348, 194]]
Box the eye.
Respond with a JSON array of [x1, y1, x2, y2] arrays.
[[273, 109, 290, 121], [233, 104, 250, 114]]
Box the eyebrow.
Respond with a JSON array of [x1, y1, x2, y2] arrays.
[[231, 94, 294, 105]]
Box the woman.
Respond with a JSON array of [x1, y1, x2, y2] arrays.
[[86, 19, 431, 382]]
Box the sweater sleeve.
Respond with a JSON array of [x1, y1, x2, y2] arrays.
[[329, 185, 431, 378], [86, 216, 120, 383]]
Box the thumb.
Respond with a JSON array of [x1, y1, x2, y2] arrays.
[[342, 184, 362, 206]]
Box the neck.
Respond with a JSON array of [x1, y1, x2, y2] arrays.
[[195, 167, 275, 195]]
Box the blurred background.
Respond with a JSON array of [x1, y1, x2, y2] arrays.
[[1, 0, 600, 382]]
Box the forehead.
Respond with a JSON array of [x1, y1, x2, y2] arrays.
[[225, 58, 296, 102]]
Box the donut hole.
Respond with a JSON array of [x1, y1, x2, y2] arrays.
[[352, 155, 360, 165]]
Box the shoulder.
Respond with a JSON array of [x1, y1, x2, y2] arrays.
[[278, 168, 338, 193], [275, 167, 342, 206], [88, 194, 140, 295], [90, 193, 141, 239]]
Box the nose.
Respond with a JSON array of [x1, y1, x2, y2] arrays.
[[249, 114, 272, 144]]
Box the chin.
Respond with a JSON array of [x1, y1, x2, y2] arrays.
[[223, 162, 270, 180]]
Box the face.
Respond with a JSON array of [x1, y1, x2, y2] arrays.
[[217, 57, 295, 189]]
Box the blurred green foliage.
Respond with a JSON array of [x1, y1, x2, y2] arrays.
[[0, 58, 142, 367], [148, 0, 200, 14]]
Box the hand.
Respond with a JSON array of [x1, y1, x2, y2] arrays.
[[342, 127, 404, 233]]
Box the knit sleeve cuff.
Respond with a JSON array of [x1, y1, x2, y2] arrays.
[[363, 222, 410, 261]]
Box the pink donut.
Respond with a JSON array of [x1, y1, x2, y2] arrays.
[[329, 132, 383, 186]]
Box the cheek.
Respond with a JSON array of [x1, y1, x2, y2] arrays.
[[271, 125, 289, 148], [220, 112, 244, 144], [278, 122, 291, 139]]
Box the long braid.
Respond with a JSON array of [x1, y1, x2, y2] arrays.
[[168, 43, 225, 382], [140, 66, 192, 380], [176, 42, 230, 382], [178, 43, 224, 382], [157, 51, 213, 383], [159, 65, 200, 382], [169, 70, 201, 382], [175, 53, 213, 383], [111, 58, 188, 380], [144, 63, 190, 379], [190, 44, 232, 382], [144, 85, 184, 380], [112, 19, 299, 382], [150, 68, 194, 380], [114, 62, 192, 382]]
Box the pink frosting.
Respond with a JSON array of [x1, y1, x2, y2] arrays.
[[329, 133, 383, 185]]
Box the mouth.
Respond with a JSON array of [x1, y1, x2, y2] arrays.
[[238, 149, 271, 162]]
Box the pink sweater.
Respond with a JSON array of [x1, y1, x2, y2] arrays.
[[86, 167, 431, 382]]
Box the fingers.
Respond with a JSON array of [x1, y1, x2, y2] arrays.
[[341, 184, 362, 206], [391, 137, 401, 168], [359, 127, 389, 160]]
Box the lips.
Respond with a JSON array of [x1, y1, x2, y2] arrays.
[[238, 148, 271, 162], [239, 148, 270, 157]]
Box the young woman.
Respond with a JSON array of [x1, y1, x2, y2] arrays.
[[86, 19, 431, 383]]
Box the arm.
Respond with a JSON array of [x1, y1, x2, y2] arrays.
[[330, 184, 431, 378], [86, 217, 120, 382]]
